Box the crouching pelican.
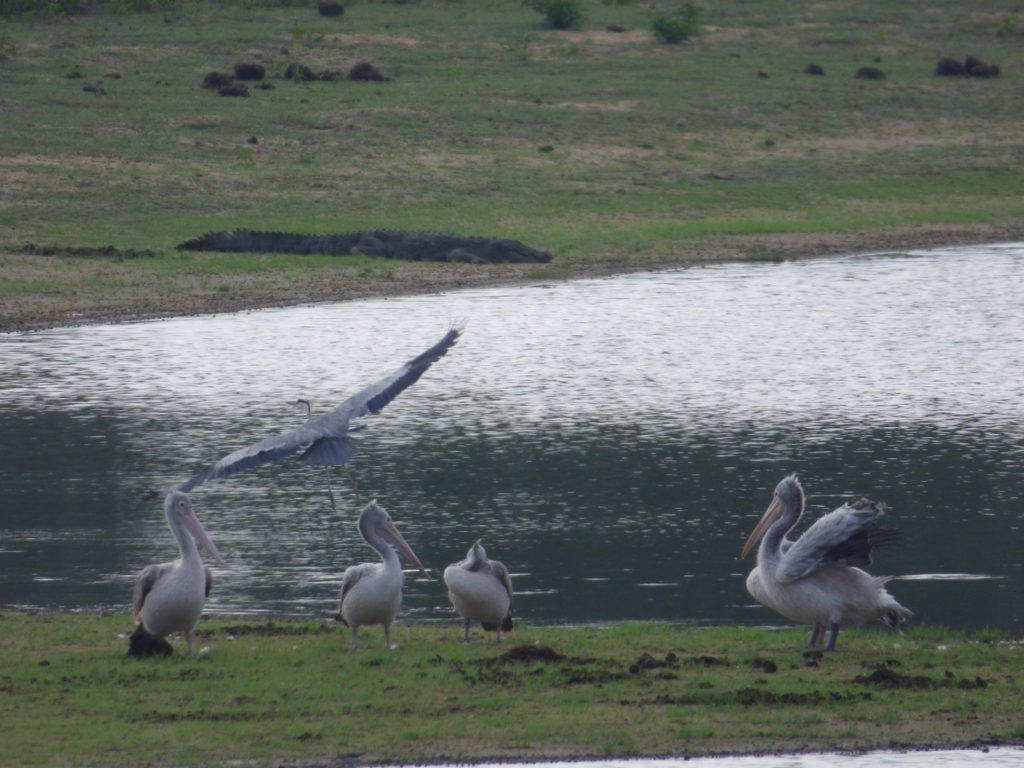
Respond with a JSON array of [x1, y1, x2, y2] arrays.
[[131, 491, 222, 655], [443, 539, 514, 643], [741, 474, 910, 651], [337, 500, 429, 650]]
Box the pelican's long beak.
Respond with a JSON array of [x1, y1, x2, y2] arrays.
[[740, 496, 785, 559], [184, 507, 224, 564], [384, 521, 431, 580]]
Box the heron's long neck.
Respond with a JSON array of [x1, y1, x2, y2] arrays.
[[759, 503, 800, 567]]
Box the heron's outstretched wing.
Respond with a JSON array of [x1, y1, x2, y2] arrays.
[[178, 328, 460, 492], [327, 326, 461, 422], [132, 561, 174, 619], [778, 498, 892, 583]]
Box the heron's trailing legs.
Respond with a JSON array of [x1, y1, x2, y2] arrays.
[[324, 467, 337, 513]]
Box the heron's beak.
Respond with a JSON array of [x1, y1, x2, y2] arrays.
[[183, 506, 223, 564], [740, 496, 785, 559], [383, 521, 431, 580]]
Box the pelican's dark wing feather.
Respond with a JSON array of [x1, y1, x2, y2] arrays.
[[778, 498, 885, 583], [178, 328, 460, 492], [132, 561, 174, 619]]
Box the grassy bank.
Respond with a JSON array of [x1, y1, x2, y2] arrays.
[[2, 0, 1024, 330], [0, 612, 1021, 766]]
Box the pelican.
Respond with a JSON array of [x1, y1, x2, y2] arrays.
[[741, 474, 910, 651], [337, 500, 429, 650], [177, 327, 461, 497], [132, 490, 222, 655], [444, 539, 514, 643]]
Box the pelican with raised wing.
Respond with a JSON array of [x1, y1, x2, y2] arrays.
[[177, 328, 461, 498], [444, 539, 514, 643], [131, 490, 222, 656], [741, 474, 910, 651], [337, 500, 430, 650]]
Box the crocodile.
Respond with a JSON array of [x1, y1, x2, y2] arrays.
[[176, 229, 553, 264]]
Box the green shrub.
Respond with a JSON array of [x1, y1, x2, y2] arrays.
[[651, 2, 701, 43], [523, 0, 583, 30]]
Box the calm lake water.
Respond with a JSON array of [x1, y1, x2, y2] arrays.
[[1, 243, 1022, 633]]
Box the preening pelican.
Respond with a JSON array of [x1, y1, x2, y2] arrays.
[[444, 539, 514, 643], [132, 491, 222, 655], [177, 328, 461, 496], [741, 474, 910, 651], [337, 500, 429, 650]]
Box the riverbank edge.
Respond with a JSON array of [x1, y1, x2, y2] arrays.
[[5, 224, 1023, 333], [2, 609, 1021, 766]]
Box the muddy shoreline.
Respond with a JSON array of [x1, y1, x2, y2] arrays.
[[4, 225, 1022, 333]]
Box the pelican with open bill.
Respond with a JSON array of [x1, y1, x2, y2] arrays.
[[741, 474, 911, 651]]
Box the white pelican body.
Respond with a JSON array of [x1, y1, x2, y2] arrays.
[[444, 540, 513, 643], [741, 474, 910, 651], [338, 500, 429, 650], [132, 491, 221, 655]]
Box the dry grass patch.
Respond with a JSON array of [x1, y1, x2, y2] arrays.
[[324, 33, 423, 47]]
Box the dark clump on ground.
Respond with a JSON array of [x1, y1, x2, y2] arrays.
[[234, 62, 266, 81], [752, 657, 778, 673], [201, 71, 234, 89], [498, 645, 564, 662], [965, 55, 1000, 77], [855, 66, 885, 79], [127, 625, 172, 658], [936, 56, 1000, 78], [318, 0, 344, 16], [935, 57, 965, 76], [218, 84, 250, 97], [284, 62, 318, 81], [348, 60, 389, 81], [804, 62, 823, 75], [853, 667, 935, 689], [177, 229, 554, 264]]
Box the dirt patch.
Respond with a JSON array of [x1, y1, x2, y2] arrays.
[[497, 644, 564, 662], [15, 244, 156, 260], [195, 621, 333, 638], [324, 33, 421, 47]]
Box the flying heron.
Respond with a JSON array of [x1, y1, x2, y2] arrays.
[[177, 327, 461, 503]]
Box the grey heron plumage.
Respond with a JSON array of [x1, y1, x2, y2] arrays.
[[741, 474, 910, 651], [177, 327, 460, 494]]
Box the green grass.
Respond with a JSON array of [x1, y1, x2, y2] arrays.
[[1, 0, 1023, 329], [1, 612, 1021, 766]]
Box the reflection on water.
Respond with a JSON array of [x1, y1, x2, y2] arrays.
[[1, 244, 1022, 631], [426, 748, 1024, 768]]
